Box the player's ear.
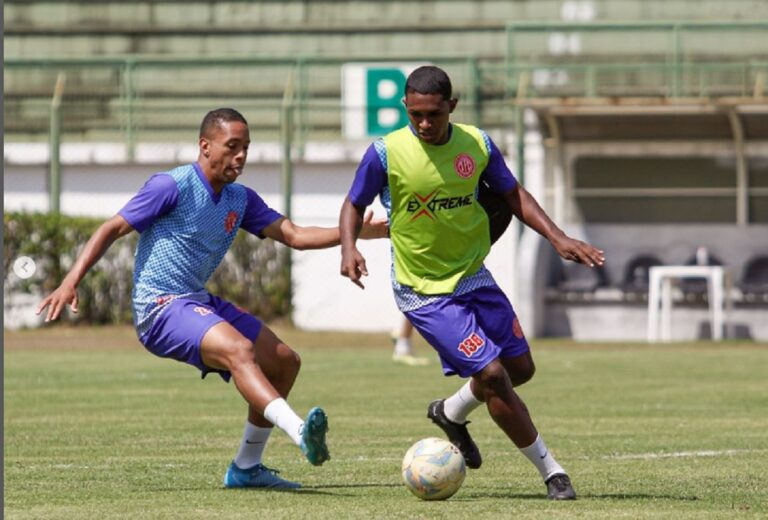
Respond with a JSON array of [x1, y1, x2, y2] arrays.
[[199, 137, 211, 158], [448, 98, 458, 113]]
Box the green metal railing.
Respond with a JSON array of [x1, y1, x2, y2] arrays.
[[497, 61, 768, 99], [505, 21, 768, 97], [4, 54, 486, 153], [6, 57, 766, 147]]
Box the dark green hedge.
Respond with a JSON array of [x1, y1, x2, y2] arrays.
[[4, 212, 291, 326]]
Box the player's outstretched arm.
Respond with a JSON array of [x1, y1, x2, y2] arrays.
[[36, 214, 136, 322], [262, 209, 387, 251], [506, 184, 605, 267], [339, 197, 370, 289]]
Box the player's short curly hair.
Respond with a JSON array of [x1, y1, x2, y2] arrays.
[[199, 108, 248, 138], [405, 66, 453, 101]]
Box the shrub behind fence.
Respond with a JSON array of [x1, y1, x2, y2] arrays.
[[4, 212, 292, 326]]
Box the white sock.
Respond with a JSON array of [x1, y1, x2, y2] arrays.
[[393, 338, 412, 356], [233, 422, 272, 469], [519, 434, 566, 481], [263, 398, 304, 446], [443, 381, 483, 423]]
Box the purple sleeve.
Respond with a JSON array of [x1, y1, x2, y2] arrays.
[[240, 187, 284, 237], [118, 173, 179, 233], [481, 137, 518, 194], [348, 143, 387, 207]]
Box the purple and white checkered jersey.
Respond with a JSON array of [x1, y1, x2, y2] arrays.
[[119, 163, 282, 337]]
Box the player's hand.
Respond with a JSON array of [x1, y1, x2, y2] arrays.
[[36, 283, 79, 322], [552, 235, 605, 267], [358, 209, 389, 240], [340, 248, 369, 289]]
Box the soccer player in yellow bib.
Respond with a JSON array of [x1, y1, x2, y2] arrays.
[[340, 66, 605, 500]]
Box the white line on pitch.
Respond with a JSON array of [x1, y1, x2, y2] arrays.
[[605, 449, 768, 460]]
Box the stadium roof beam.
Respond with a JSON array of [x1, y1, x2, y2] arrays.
[[518, 97, 768, 226]]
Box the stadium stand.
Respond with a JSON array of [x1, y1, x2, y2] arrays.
[[5, 1, 768, 143]]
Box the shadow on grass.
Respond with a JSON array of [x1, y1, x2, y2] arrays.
[[455, 491, 700, 501], [148, 483, 403, 496], [585, 493, 700, 501], [218, 487, 345, 497], [292, 483, 403, 496], [451, 493, 543, 501], [306, 483, 402, 489]]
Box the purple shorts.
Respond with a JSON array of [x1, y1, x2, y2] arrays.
[[139, 293, 262, 381], [404, 285, 529, 378]]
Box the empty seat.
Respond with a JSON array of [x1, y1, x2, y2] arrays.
[[623, 254, 663, 293], [558, 263, 610, 293], [741, 255, 768, 302], [681, 249, 723, 301]]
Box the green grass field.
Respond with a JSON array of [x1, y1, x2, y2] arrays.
[[4, 325, 768, 519]]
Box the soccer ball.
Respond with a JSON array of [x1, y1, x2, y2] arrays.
[[401, 437, 466, 500]]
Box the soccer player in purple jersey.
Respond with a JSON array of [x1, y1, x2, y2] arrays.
[[37, 108, 388, 490], [339, 66, 605, 500]]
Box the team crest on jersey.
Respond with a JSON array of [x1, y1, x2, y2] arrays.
[[193, 306, 213, 317], [224, 211, 238, 233], [513, 317, 525, 339], [457, 332, 485, 358], [156, 295, 178, 306], [454, 153, 476, 178]]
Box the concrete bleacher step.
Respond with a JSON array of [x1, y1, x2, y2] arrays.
[[6, 1, 768, 31]]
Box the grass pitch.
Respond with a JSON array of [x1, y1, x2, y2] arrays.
[[4, 325, 768, 519]]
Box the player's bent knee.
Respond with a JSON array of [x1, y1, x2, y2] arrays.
[[283, 348, 301, 376], [502, 355, 536, 387], [476, 361, 510, 395], [511, 363, 535, 386], [218, 337, 258, 370], [259, 342, 301, 376]]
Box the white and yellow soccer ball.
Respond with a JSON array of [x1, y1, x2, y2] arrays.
[[401, 437, 466, 500]]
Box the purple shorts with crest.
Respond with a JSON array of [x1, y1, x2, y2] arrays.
[[404, 285, 529, 378], [139, 293, 262, 381]]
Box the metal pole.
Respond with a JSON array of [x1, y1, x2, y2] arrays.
[[281, 73, 295, 221], [124, 60, 136, 161], [281, 72, 296, 310], [754, 70, 766, 98], [467, 57, 481, 126], [49, 72, 66, 214], [514, 71, 529, 186], [726, 107, 749, 225], [586, 65, 596, 97], [672, 24, 682, 98], [295, 58, 307, 160]]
